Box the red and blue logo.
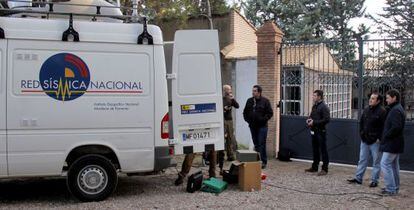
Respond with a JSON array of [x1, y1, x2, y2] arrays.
[[39, 53, 91, 101]]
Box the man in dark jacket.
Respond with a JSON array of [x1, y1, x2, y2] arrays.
[[305, 90, 331, 176], [348, 92, 386, 187], [380, 89, 406, 196], [243, 85, 273, 169]]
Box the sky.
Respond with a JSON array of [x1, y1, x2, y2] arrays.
[[228, 0, 389, 39], [349, 0, 388, 38]]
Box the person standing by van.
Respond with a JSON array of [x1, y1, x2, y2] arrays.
[[347, 92, 386, 187], [305, 90, 330, 176], [223, 85, 239, 159], [243, 85, 273, 169], [218, 85, 239, 171], [380, 89, 406, 196]]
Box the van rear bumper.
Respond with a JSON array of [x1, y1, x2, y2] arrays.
[[154, 146, 173, 171]]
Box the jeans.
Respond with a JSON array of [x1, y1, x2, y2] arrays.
[[354, 142, 381, 184], [250, 127, 268, 164], [311, 131, 329, 172], [381, 152, 400, 193]]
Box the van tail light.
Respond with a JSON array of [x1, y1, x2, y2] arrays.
[[161, 113, 169, 139]]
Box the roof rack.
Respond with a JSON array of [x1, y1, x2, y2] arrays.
[[1, 0, 136, 12], [0, 0, 154, 45], [0, 7, 137, 20], [0, 0, 145, 22]]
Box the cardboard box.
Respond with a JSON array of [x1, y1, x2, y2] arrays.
[[238, 161, 262, 191], [236, 150, 260, 162]]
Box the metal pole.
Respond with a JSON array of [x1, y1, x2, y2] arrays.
[[357, 37, 364, 119], [131, 0, 139, 22], [205, 0, 213, 29], [199, 0, 213, 29]]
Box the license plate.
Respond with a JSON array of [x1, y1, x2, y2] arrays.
[[182, 130, 215, 141]]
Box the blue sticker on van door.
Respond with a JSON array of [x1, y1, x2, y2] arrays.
[[181, 103, 216, 115]]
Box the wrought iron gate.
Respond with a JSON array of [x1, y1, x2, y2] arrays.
[[279, 38, 414, 170]]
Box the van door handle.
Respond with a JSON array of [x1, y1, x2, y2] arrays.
[[30, 118, 38, 127], [166, 73, 177, 80], [21, 119, 29, 127], [20, 118, 38, 127]]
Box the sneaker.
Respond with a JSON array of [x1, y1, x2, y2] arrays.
[[174, 175, 184, 186], [305, 168, 318, 173], [381, 189, 398, 196], [317, 170, 328, 176], [347, 178, 362, 185], [261, 163, 267, 169], [369, 182, 378, 188]]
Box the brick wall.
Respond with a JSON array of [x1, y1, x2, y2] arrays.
[[231, 10, 257, 59], [256, 21, 284, 157]]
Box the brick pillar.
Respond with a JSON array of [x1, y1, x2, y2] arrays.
[[256, 21, 284, 158]]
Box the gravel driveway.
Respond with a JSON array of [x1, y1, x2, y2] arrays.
[[1, 156, 413, 210]]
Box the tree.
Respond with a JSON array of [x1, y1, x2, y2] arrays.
[[203, 0, 229, 15], [120, 0, 195, 26], [370, 0, 414, 107], [322, 0, 366, 41], [370, 0, 414, 39], [243, 0, 327, 41], [242, 0, 368, 69], [242, 0, 368, 42], [321, 0, 367, 69], [120, 0, 229, 27]]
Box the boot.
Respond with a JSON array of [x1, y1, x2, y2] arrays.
[[174, 174, 184, 186]]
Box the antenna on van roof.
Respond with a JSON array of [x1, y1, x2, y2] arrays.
[[62, 13, 79, 42], [137, 16, 153, 45], [0, 27, 4, 39]]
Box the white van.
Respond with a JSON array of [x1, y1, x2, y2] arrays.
[[0, 1, 224, 202]]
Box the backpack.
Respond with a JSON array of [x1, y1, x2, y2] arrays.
[[278, 148, 292, 162]]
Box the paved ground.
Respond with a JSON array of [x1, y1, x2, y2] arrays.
[[0, 156, 413, 210]]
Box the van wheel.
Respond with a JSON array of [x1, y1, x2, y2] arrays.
[[67, 154, 118, 202]]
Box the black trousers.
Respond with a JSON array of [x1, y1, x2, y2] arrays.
[[311, 131, 329, 171]]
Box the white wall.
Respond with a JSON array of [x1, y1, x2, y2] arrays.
[[234, 59, 257, 149]]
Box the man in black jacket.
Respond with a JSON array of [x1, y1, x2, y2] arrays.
[[380, 89, 406, 196], [348, 92, 386, 187], [305, 90, 330, 176], [243, 85, 273, 169]]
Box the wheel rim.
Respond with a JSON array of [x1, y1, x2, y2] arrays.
[[77, 165, 108, 195]]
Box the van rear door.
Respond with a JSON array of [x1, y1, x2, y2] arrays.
[[170, 30, 224, 155], [0, 40, 6, 177]]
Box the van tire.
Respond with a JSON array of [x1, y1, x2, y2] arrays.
[[67, 154, 118, 202]]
